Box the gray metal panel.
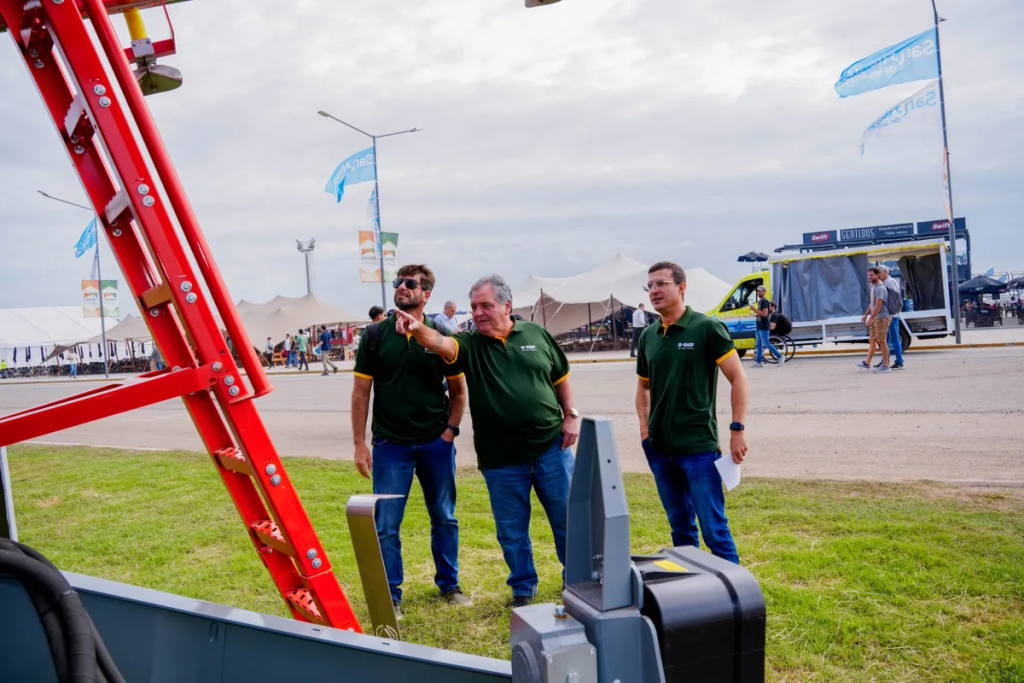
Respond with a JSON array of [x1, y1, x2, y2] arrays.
[[0, 571, 512, 682], [0, 446, 16, 541], [565, 417, 632, 612]]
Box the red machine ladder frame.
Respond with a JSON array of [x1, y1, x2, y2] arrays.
[[0, 0, 361, 632]]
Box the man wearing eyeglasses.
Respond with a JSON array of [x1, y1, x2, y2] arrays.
[[635, 261, 750, 565], [351, 264, 471, 618], [394, 273, 579, 609]]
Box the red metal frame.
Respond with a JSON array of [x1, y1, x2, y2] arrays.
[[0, 0, 361, 632]]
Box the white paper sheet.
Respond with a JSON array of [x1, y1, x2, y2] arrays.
[[715, 454, 741, 491]]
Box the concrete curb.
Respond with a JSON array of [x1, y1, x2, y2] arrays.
[[3, 341, 1021, 385]]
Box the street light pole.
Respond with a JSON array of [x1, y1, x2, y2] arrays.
[[37, 190, 110, 378], [317, 110, 420, 310]]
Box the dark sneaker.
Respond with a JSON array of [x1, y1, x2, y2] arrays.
[[320, 372, 329, 376], [392, 601, 403, 621], [443, 589, 473, 607], [892, 362, 904, 370], [333, 367, 338, 374], [508, 595, 532, 609]]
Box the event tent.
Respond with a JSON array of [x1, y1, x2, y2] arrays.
[[512, 254, 732, 337], [0, 307, 105, 368], [236, 294, 365, 346]]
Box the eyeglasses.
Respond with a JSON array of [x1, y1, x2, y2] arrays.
[[392, 278, 422, 291], [643, 279, 675, 292]]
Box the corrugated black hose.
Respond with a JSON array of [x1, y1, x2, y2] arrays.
[[0, 539, 125, 683]]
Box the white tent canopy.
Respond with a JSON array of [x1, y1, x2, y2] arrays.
[[512, 254, 732, 337], [236, 294, 366, 347], [0, 307, 105, 367]]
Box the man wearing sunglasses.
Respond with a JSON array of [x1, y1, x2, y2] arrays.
[[351, 264, 471, 619], [636, 261, 750, 565], [394, 273, 579, 609]]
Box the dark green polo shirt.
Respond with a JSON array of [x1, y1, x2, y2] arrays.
[[449, 320, 570, 469], [354, 315, 462, 444], [636, 307, 736, 457]]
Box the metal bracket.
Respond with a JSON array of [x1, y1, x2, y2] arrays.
[[347, 494, 404, 640], [0, 447, 16, 541]]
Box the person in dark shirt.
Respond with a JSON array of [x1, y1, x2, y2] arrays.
[[748, 285, 783, 368], [319, 326, 337, 375]]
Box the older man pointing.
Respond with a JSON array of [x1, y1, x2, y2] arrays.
[[394, 273, 579, 608]]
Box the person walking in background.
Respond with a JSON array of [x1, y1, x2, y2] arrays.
[[283, 333, 295, 367], [295, 328, 310, 371], [319, 326, 338, 376], [630, 303, 649, 358], [395, 273, 579, 609], [67, 349, 79, 378], [635, 261, 750, 565], [858, 267, 891, 373], [264, 337, 275, 366], [369, 305, 386, 323], [0, 359, 7, 379], [878, 265, 905, 370], [150, 346, 164, 372], [352, 264, 470, 618], [433, 300, 460, 336], [749, 285, 783, 368]]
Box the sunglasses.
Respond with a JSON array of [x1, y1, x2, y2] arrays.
[[393, 277, 423, 291]]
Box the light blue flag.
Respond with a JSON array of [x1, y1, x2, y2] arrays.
[[74, 218, 97, 258], [860, 80, 940, 154], [984, 268, 995, 277], [324, 147, 376, 203], [366, 188, 379, 220], [835, 28, 939, 98]]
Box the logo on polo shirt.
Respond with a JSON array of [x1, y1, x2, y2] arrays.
[[520, 344, 538, 352], [678, 342, 695, 350]]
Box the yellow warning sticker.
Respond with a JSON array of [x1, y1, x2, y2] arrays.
[[654, 560, 688, 572]]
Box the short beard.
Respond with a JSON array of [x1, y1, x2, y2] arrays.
[[395, 297, 421, 312]]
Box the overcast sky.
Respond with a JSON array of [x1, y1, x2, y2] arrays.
[[1, 0, 1021, 317]]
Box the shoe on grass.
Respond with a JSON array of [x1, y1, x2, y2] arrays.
[[443, 588, 473, 606], [392, 601, 403, 621], [508, 595, 532, 609]]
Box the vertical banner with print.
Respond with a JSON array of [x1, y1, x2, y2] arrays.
[[100, 280, 120, 317], [82, 280, 100, 318], [358, 231, 399, 283]]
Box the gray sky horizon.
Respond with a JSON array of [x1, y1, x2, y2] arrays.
[[1, 0, 1021, 318]]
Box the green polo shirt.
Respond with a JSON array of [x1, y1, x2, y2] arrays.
[[636, 307, 736, 457], [449, 320, 570, 469], [354, 315, 462, 445]]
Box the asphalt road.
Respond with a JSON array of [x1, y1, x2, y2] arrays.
[[3, 347, 1022, 484]]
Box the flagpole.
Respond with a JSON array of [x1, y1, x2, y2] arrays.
[[931, 0, 961, 344], [95, 242, 110, 378], [372, 135, 387, 309]]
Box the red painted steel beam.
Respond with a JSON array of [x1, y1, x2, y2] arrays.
[[0, 0, 191, 33], [0, 367, 215, 446]]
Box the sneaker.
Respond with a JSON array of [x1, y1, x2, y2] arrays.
[[333, 367, 338, 374], [320, 372, 329, 376], [873, 365, 892, 374], [442, 588, 473, 607], [507, 595, 532, 609], [392, 601, 403, 621], [892, 362, 904, 370], [777, 355, 787, 365], [856, 361, 871, 370], [752, 362, 764, 368]]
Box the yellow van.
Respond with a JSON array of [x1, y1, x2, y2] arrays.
[[706, 271, 770, 358]]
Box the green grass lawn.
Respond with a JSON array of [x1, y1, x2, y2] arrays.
[[5, 444, 1023, 682]]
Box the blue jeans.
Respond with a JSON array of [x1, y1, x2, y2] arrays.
[[287, 351, 297, 367], [754, 329, 781, 363], [642, 441, 739, 564], [372, 435, 460, 603], [481, 439, 574, 597], [887, 317, 904, 365], [69, 363, 77, 377]]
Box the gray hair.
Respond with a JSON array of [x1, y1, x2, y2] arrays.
[[444, 300, 458, 309], [469, 274, 512, 306], [878, 264, 890, 274]]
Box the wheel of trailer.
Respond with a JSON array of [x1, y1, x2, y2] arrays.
[[899, 323, 912, 351]]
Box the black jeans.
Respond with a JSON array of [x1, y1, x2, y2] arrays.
[[630, 327, 644, 356]]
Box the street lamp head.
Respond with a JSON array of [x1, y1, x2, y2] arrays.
[[525, 0, 562, 6], [317, 110, 331, 118]]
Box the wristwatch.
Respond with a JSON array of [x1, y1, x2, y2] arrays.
[[729, 422, 745, 432], [565, 408, 580, 419], [445, 424, 460, 437]]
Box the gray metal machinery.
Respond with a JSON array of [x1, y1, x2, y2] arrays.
[[0, 418, 765, 681]]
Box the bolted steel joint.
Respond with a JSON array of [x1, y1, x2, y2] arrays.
[[93, 84, 106, 96], [172, 366, 181, 372], [73, 145, 85, 155], [212, 361, 223, 372], [306, 549, 318, 560], [228, 386, 240, 397], [185, 292, 198, 304], [142, 196, 155, 207], [137, 184, 150, 195], [112, 228, 122, 237], [265, 464, 277, 475], [52, 0, 64, 4], [28, 48, 38, 58], [270, 474, 282, 486], [223, 375, 235, 386], [98, 96, 111, 108], [180, 281, 193, 292], [312, 558, 322, 569], [33, 59, 45, 69], [149, 309, 159, 317]]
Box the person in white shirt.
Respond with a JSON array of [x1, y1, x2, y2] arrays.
[[433, 301, 460, 336], [630, 303, 649, 358], [67, 350, 79, 378]]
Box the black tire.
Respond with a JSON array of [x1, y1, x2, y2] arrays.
[[899, 323, 912, 351]]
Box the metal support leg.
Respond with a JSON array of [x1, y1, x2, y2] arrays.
[[347, 494, 404, 640], [0, 447, 15, 541]]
